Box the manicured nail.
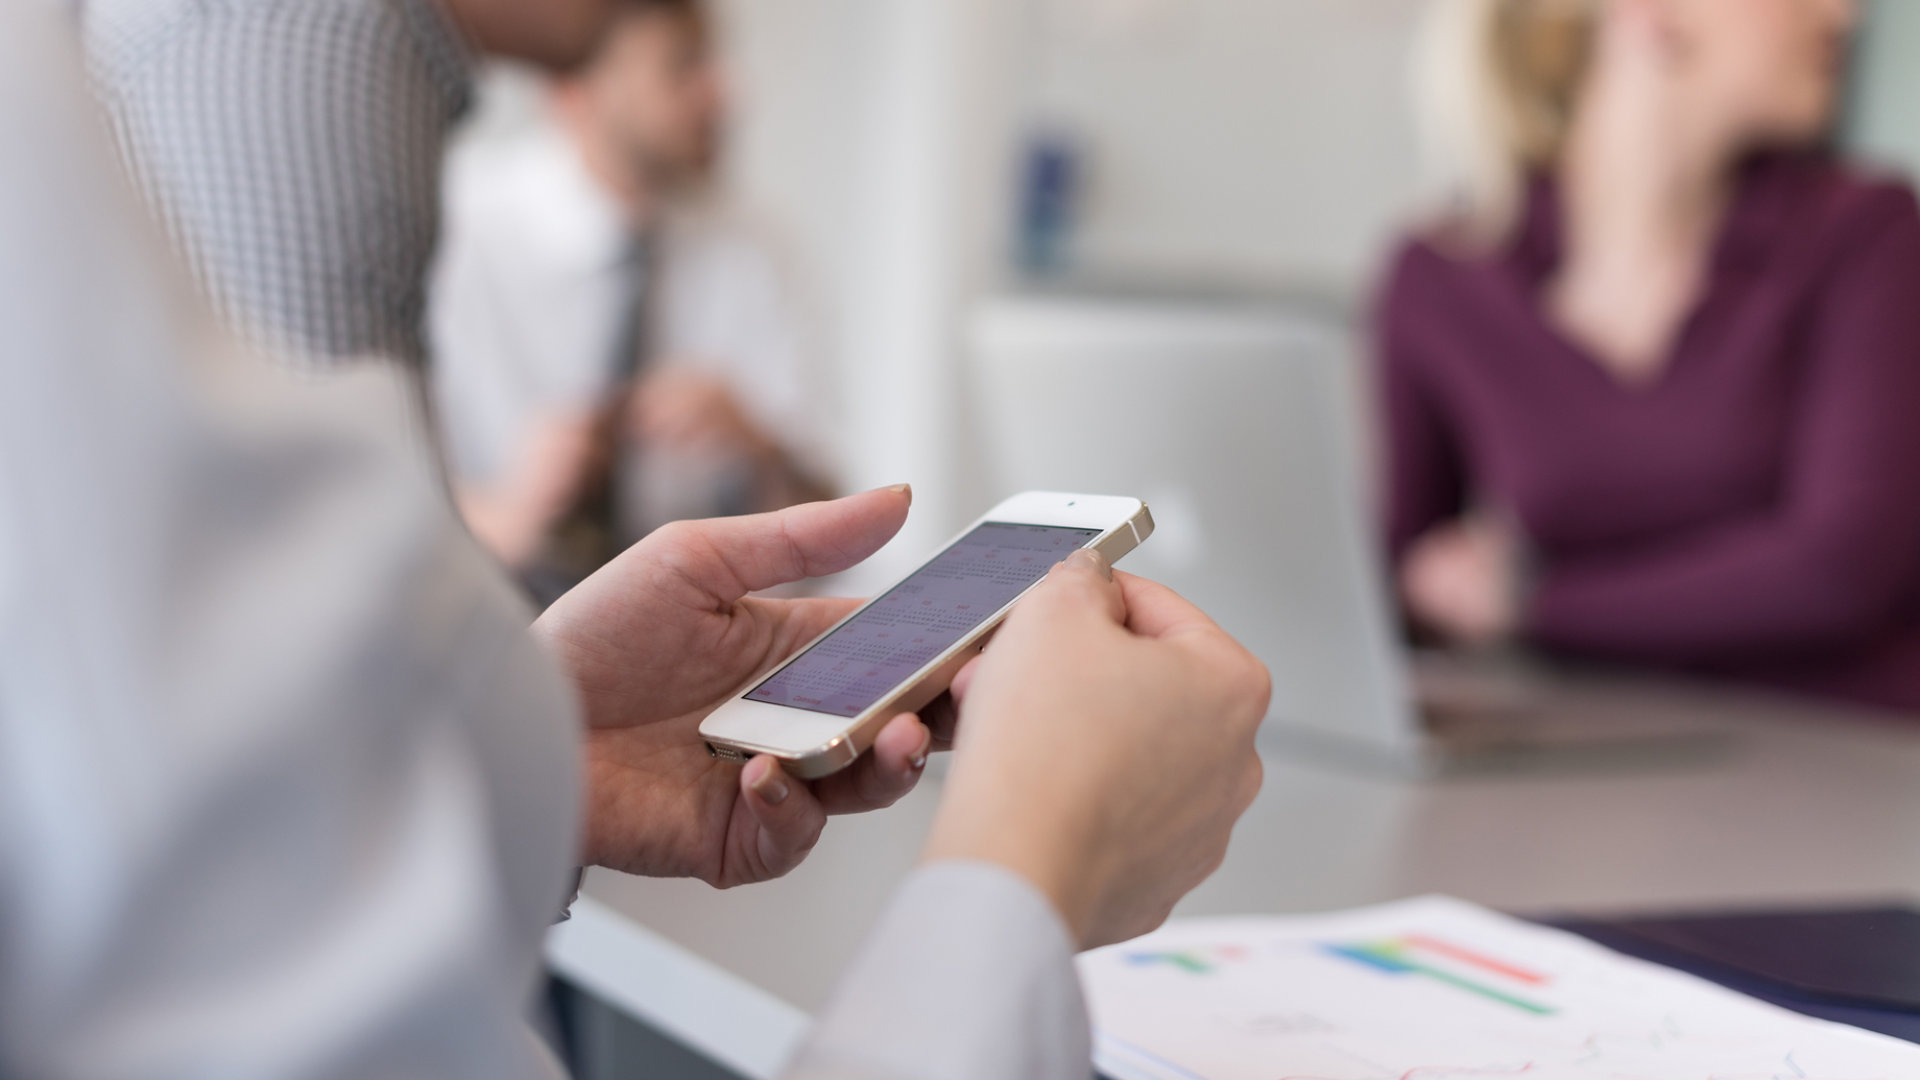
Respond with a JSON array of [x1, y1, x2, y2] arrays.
[[750, 758, 791, 805], [883, 483, 913, 505], [1064, 548, 1113, 581]]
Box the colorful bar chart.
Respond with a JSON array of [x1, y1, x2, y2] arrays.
[[1081, 897, 1920, 1080], [1124, 944, 1251, 975], [1322, 936, 1557, 1016]]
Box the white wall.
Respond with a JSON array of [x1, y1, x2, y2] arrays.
[[720, 0, 1432, 300], [1025, 0, 1429, 295], [1846, 0, 1920, 182], [710, 0, 884, 345], [716, 0, 1028, 583]]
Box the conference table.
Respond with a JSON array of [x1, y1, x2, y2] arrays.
[[547, 662, 1920, 1079]]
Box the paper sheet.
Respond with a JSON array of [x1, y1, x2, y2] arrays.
[[1080, 896, 1920, 1080]]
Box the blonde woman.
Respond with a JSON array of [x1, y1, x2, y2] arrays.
[[1380, 0, 1920, 710]]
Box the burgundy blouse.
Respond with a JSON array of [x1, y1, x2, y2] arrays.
[[1376, 155, 1920, 713]]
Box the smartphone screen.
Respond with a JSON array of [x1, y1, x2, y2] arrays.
[[745, 522, 1102, 717]]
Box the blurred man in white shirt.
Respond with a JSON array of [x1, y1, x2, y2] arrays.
[[432, 0, 832, 601]]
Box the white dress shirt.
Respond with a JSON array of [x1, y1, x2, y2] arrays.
[[431, 122, 837, 533], [3, 8, 1088, 1078]]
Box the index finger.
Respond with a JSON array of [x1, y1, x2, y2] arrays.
[[1117, 572, 1272, 720], [1114, 571, 1230, 640]]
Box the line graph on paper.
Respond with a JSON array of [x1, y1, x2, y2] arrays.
[[1080, 898, 1920, 1080]]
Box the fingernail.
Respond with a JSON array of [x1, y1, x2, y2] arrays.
[[1064, 548, 1113, 581], [910, 728, 932, 771], [750, 758, 791, 805], [882, 483, 912, 505]]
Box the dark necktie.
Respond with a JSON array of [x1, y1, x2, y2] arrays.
[[525, 233, 653, 605]]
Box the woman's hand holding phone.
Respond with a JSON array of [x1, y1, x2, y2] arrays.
[[924, 550, 1271, 949]]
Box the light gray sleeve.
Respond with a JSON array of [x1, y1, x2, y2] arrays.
[[0, 9, 576, 1078], [784, 862, 1094, 1080]]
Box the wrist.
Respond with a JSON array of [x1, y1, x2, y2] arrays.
[[555, 866, 585, 924], [921, 794, 1105, 949]]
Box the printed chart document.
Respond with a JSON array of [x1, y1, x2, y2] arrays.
[[1081, 896, 1920, 1080]]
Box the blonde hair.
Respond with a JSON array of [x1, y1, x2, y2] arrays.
[[1414, 0, 1600, 247]]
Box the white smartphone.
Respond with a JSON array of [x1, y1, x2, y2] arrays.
[[700, 491, 1154, 778]]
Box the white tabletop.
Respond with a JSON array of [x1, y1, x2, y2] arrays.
[[547, 671, 1920, 1077]]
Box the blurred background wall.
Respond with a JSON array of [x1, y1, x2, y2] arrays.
[[1016, 0, 1424, 294], [719, 0, 1426, 299], [1848, 0, 1920, 177]]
